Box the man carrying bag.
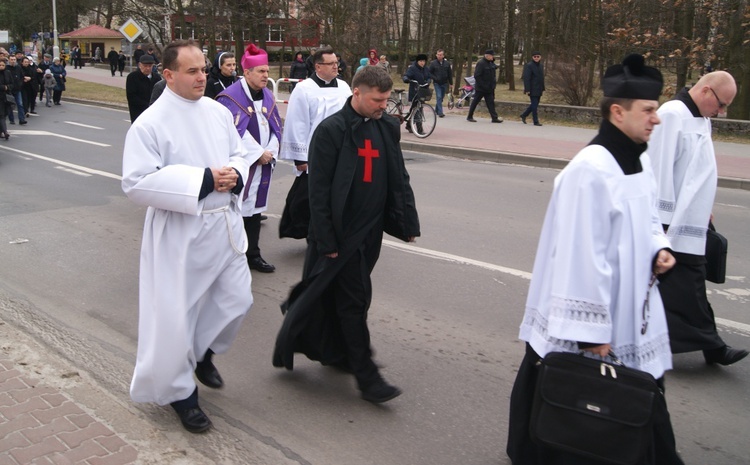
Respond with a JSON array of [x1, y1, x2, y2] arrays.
[[506, 54, 685, 465]]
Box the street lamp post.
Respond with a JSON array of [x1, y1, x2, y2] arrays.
[[52, 0, 60, 58]]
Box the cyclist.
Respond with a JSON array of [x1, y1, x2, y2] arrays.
[[403, 53, 432, 132]]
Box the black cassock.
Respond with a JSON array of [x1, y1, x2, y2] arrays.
[[273, 100, 419, 373]]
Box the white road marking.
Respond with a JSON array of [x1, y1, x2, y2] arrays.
[[0, 146, 121, 180], [55, 166, 92, 177], [715, 318, 750, 337], [383, 239, 533, 279], [2, 129, 110, 147], [65, 121, 104, 130]]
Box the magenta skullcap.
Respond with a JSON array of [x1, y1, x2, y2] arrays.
[[241, 43, 268, 69]]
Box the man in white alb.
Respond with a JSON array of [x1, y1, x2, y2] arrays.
[[648, 70, 747, 366], [122, 39, 253, 434], [278, 47, 351, 239]]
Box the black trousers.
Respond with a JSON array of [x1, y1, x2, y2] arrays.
[[243, 213, 262, 259], [53, 90, 62, 104], [110, 62, 118, 76], [467, 90, 498, 120], [659, 253, 724, 353]]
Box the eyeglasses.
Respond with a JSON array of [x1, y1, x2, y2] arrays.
[[317, 61, 339, 67], [709, 87, 728, 110]]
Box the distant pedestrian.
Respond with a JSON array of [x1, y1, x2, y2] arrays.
[[42, 69, 56, 107], [428, 49, 453, 117], [520, 51, 545, 126], [126, 54, 161, 122], [107, 47, 119, 76], [466, 49, 502, 123], [289, 51, 307, 92], [378, 55, 390, 73], [49, 57, 66, 105], [133, 45, 145, 65], [0, 60, 12, 140], [6, 55, 27, 124], [118, 50, 126, 76], [37, 54, 52, 101]]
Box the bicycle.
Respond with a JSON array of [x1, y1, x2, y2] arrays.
[[386, 81, 437, 138]]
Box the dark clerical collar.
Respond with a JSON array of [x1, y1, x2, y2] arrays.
[[312, 73, 338, 88], [248, 86, 263, 101], [588, 119, 647, 175], [675, 87, 702, 117]]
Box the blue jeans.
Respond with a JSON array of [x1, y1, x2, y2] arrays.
[[9, 91, 26, 123], [521, 95, 541, 124], [434, 82, 448, 116]]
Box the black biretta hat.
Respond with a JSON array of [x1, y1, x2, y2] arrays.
[[602, 54, 663, 100]]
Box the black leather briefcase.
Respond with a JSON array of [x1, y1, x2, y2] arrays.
[[530, 351, 660, 465]]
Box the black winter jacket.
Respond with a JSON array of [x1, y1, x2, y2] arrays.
[[473, 57, 497, 94]]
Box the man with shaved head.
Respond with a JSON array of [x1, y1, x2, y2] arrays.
[[648, 70, 748, 367]]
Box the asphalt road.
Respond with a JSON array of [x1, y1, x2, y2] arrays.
[[1, 102, 749, 464]]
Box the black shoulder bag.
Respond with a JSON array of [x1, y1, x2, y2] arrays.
[[705, 222, 728, 284], [530, 351, 660, 465]]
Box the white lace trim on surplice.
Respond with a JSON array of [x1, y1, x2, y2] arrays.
[[548, 296, 611, 327]]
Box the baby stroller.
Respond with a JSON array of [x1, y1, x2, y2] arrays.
[[448, 76, 475, 109]]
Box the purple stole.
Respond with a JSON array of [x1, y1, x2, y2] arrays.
[[216, 83, 283, 207]]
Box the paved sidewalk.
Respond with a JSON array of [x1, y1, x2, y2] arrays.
[[66, 65, 750, 190]]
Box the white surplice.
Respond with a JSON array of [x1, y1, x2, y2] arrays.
[[519, 146, 673, 379], [279, 76, 351, 175], [648, 99, 716, 255], [122, 87, 253, 405]]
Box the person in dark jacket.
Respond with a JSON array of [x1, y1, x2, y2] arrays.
[[403, 54, 432, 132], [520, 51, 545, 126], [118, 50, 127, 76], [133, 45, 145, 65], [273, 66, 420, 404], [0, 60, 13, 139], [428, 49, 453, 117], [107, 47, 119, 76], [6, 55, 27, 125], [49, 57, 66, 105], [126, 54, 161, 122], [467, 49, 502, 123], [37, 54, 53, 101], [204, 52, 237, 99], [304, 48, 317, 77], [21, 57, 38, 115], [289, 51, 307, 92]]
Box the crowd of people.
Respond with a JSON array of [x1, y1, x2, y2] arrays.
[[6, 37, 741, 464], [0, 47, 67, 140]]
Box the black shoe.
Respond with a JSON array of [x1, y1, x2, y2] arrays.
[[19, 121, 27, 125], [520, 114, 527, 124], [361, 379, 402, 404], [704, 346, 749, 365], [29, 111, 37, 115], [534, 122, 543, 126], [260, 214, 268, 221], [438, 114, 445, 118], [54, 102, 61, 105], [195, 351, 224, 388], [466, 118, 477, 122], [174, 406, 212, 433], [491, 118, 503, 123], [9, 121, 14, 125], [248, 256, 275, 273]]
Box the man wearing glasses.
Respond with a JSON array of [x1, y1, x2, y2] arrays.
[[648, 70, 747, 367], [279, 47, 352, 239]]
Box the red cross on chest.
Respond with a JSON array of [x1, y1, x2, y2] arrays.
[[357, 139, 380, 182]]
